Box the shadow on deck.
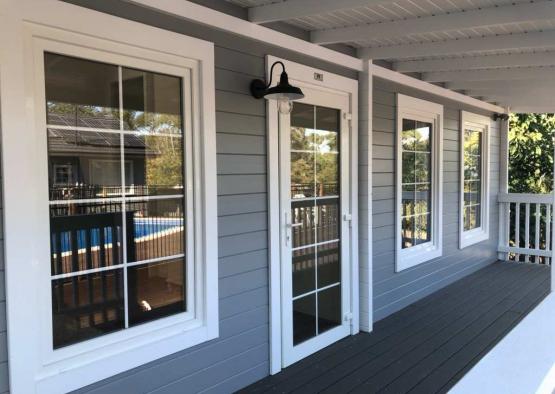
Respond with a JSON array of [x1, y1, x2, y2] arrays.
[[241, 261, 550, 394]]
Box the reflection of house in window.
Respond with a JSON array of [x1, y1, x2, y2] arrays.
[[53, 164, 73, 186], [48, 127, 160, 199]]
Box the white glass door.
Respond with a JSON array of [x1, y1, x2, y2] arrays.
[[279, 86, 352, 367]]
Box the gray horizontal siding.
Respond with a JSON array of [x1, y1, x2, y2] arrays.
[[372, 78, 501, 321]]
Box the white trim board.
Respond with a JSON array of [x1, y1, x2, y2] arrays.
[[127, 0, 506, 115], [459, 111, 491, 250]]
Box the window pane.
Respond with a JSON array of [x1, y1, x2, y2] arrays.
[[48, 129, 122, 200], [293, 294, 316, 345], [126, 199, 185, 263], [315, 198, 340, 243], [318, 285, 341, 334], [122, 68, 182, 134], [415, 153, 430, 183], [291, 102, 314, 130], [292, 200, 315, 248], [414, 121, 431, 152], [123, 135, 184, 196], [402, 119, 416, 151], [292, 247, 315, 297], [291, 152, 315, 198], [50, 202, 123, 276], [317, 241, 340, 288], [464, 153, 480, 181], [402, 152, 415, 184], [291, 126, 314, 151], [316, 153, 339, 197], [402, 185, 415, 217], [415, 213, 431, 245], [415, 186, 431, 215], [45, 53, 120, 129], [315, 106, 339, 153], [52, 269, 124, 348], [402, 216, 415, 249], [128, 258, 186, 326]]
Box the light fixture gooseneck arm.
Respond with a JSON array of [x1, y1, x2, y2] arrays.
[[265, 61, 286, 89]]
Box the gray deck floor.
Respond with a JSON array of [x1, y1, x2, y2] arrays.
[[241, 262, 550, 394]]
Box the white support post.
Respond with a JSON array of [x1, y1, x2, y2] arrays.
[[358, 58, 373, 332], [498, 115, 510, 261]]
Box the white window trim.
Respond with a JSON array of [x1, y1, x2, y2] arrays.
[[396, 94, 443, 272], [459, 111, 490, 249], [0, 1, 218, 393]]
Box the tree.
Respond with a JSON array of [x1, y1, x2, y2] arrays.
[[509, 113, 555, 194]]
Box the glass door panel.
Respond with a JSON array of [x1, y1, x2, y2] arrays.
[[290, 103, 341, 346]]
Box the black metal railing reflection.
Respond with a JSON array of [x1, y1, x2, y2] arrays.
[[50, 198, 184, 348], [292, 198, 340, 248], [49, 184, 183, 200]]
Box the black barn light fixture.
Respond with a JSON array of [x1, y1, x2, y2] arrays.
[[251, 61, 304, 114]]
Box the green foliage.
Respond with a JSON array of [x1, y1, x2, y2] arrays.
[[509, 113, 555, 194]]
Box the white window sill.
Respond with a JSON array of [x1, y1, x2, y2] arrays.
[[38, 322, 218, 393], [396, 244, 442, 272]]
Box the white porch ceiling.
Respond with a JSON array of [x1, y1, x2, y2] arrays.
[[225, 0, 555, 112]]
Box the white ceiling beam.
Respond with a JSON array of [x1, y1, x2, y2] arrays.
[[360, 30, 555, 60], [247, 0, 391, 24], [371, 65, 505, 113], [467, 87, 555, 98], [446, 79, 549, 91], [423, 67, 555, 82], [313, 1, 555, 45], [394, 52, 555, 73]]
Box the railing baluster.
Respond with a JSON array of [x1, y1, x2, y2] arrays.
[[535, 203, 541, 263], [525, 203, 530, 263], [515, 203, 520, 262], [498, 193, 553, 264], [547, 204, 552, 266]]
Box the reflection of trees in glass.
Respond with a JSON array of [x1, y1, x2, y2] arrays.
[[401, 120, 432, 248], [123, 111, 181, 134], [145, 135, 183, 190]]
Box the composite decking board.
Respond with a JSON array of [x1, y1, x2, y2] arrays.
[[242, 262, 516, 393], [242, 263, 549, 394], [306, 264, 535, 394], [436, 277, 551, 394], [242, 262, 508, 393], [348, 265, 547, 394]]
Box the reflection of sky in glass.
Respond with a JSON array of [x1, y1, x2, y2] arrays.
[[301, 129, 337, 153]]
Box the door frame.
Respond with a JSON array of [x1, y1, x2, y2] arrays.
[[266, 55, 359, 373]]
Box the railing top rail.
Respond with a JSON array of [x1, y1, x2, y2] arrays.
[[498, 193, 553, 204]]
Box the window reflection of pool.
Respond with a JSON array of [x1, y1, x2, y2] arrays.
[[56, 218, 184, 253]]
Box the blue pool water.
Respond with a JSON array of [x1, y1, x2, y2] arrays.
[[56, 219, 183, 253]]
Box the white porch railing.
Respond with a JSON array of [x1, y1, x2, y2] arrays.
[[498, 193, 553, 264]]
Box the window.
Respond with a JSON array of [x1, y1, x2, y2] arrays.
[[1, 13, 217, 392], [396, 95, 443, 271], [460, 111, 490, 248], [46, 52, 190, 348]]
